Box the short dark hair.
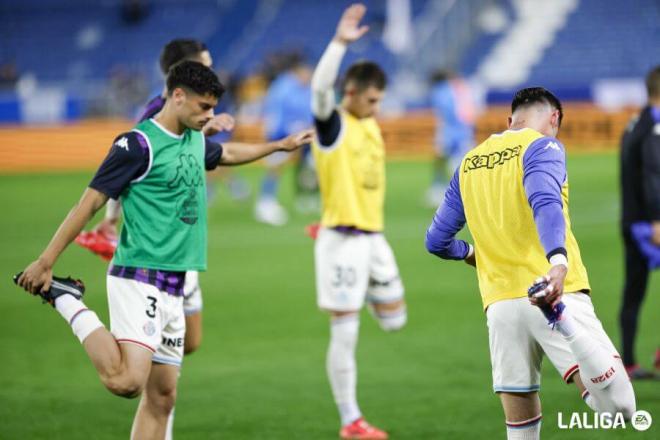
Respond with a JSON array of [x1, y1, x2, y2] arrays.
[[166, 61, 224, 99], [646, 65, 660, 98], [160, 39, 208, 75], [511, 87, 563, 127], [342, 61, 387, 92]]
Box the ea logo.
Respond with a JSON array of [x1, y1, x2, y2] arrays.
[[631, 410, 652, 431]]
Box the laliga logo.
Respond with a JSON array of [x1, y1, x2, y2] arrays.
[[557, 410, 652, 431]]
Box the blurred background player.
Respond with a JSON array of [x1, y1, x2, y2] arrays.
[[618, 64, 660, 380], [312, 4, 406, 439], [255, 53, 313, 226], [426, 87, 636, 440], [425, 69, 477, 207]]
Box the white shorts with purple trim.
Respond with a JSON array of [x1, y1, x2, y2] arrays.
[[107, 276, 185, 366], [487, 293, 619, 393]]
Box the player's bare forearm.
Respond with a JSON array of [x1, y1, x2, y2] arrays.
[[219, 130, 315, 165], [40, 188, 109, 267], [19, 188, 108, 293]]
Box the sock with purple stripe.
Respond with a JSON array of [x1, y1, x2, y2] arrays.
[[55, 295, 104, 343]]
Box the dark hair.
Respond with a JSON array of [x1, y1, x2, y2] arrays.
[[430, 68, 454, 84], [160, 39, 208, 75], [166, 61, 224, 99], [342, 61, 387, 92], [511, 87, 563, 127], [646, 65, 660, 98]]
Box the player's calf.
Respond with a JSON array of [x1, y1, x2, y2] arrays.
[[367, 299, 407, 332]]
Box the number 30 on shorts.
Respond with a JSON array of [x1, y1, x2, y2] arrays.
[[331, 265, 356, 288], [145, 295, 157, 318]]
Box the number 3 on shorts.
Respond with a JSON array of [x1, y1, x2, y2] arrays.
[[145, 295, 157, 318]]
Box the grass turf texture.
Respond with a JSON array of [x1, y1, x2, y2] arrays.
[[0, 153, 657, 439]]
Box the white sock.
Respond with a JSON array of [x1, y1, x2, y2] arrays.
[[580, 364, 637, 419], [506, 416, 541, 439], [554, 308, 578, 338], [368, 304, 407, 332], [327, 314, 361, 426], [581, 390, 599, 412], [165, 407, 175, 440], [55, 295, 104, 343]]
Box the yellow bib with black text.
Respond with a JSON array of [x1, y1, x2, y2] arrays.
[[459, 128, 590, 309], [312, 111, 385, 231]]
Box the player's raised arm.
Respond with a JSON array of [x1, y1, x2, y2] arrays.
[[211, 129, 315, 167], [311, 3, 369, 121], [425, 168, 474, 265]]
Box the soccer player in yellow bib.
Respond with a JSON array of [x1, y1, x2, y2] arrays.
[[425, 87, 637, 439], [311, 4, 405, 439]]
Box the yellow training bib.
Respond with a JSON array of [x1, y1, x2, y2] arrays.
[[459, 128, 590, 309], [312, 110, 385, 232]]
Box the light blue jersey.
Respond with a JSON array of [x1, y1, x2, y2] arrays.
[[263, 72, 311, 141]]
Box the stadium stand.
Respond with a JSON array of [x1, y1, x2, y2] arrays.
[[0, 0, 658, 122]]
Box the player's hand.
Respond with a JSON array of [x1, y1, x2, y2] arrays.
[[652, 221, 660, 246], [203, 113, 235, 136], [92, 218, 118, 239], [529, 264, 567, 307], [278, 129, 315, 152], [334, 3, 369, 45], [17, 258, 53, 295]]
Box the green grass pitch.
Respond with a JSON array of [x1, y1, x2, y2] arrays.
[[0, 153, 657, 439]]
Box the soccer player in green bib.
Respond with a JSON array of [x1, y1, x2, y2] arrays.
[[17, 61, 313, 439]]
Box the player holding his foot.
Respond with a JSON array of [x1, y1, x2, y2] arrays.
[[82, 38, 235, 357], [16, 61, 312, 439], [426, 87, 636, 439], [311, 4, 406, 439]]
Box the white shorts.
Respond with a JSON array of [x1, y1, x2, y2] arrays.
[[107, 276, 186, 367], [487, 293, 619, 393], [315, 228, 404, 311], [183, 270, 203, 316]]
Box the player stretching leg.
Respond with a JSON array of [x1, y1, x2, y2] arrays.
[[85, 39, 235, 359], [426, 87, 636, 439], [17, 61, 312, 439], [312, 4, 406, 439]]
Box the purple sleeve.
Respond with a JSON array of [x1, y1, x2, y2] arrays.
[[522, 137, 567, 259], [425, 168, 471, 260], [204, 137, 224, 170], [139, 95, 165, 122], [88, 132, 149, 199]]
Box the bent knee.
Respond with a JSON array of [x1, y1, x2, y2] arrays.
[[103, 377, 143, 399], [147, 387, 177, 413], [370, 303, 407, 332]]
